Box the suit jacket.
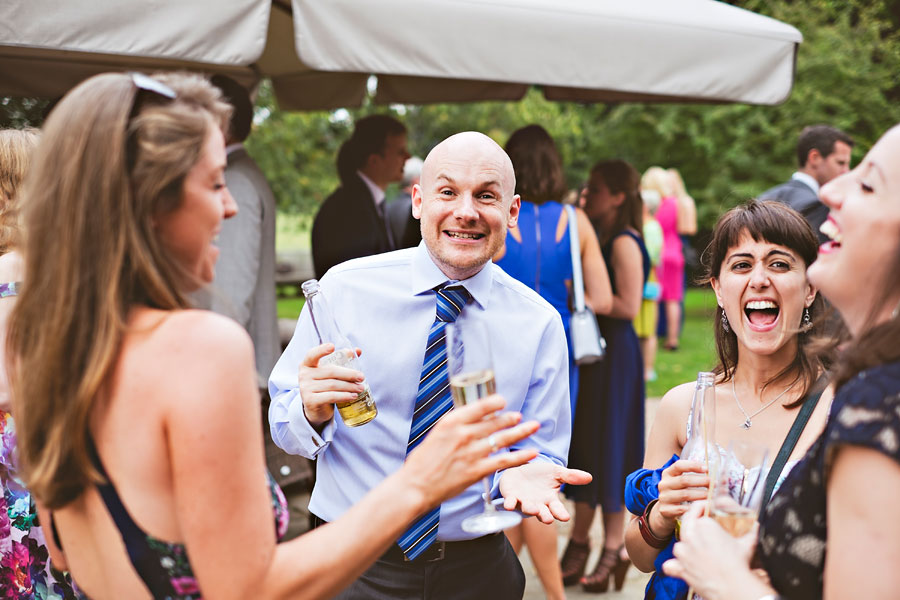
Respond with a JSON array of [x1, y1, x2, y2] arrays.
[[312, 173, 393, 278], [759, 178, 829, 244], [194, 146, 279, 384]]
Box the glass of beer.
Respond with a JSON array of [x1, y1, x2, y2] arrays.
[[710, 440, 769, 537], [445, 315, 522, 535]]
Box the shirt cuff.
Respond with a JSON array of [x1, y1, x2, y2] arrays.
[[279, 390, 334, 458]]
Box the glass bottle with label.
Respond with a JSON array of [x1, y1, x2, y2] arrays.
[[301, 279, 377, 427]]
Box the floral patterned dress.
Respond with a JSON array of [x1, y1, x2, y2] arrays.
[[0, 282, 78, 598], [758, 361, 900, 598], [62, 435, 289, 599]]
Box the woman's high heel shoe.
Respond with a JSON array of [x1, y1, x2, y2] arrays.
[[560, 539, 590, 586], [580, 546, 631, 593]]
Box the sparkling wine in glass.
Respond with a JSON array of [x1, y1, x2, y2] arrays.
[[445, 317, 522, 535], [710, 439, 770, 537]]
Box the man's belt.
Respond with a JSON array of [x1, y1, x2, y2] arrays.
[[310, 514, 501, 564]]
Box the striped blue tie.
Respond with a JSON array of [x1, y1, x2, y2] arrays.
[[397, 284, 471, 560]]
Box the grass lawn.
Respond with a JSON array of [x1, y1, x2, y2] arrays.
[[276, 212, 312, 252], [647, 287, 719, 398], [276, 286, 719, 398], [277, 296, 305, 321]]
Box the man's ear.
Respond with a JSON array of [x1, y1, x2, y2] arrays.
[[507, 194, 521, 228], [806, 148, 823, 169], [411, 183, 423, 219]]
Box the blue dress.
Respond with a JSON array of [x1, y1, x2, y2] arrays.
[[495, 201, 577, 414], [566, 229, 648, 511]]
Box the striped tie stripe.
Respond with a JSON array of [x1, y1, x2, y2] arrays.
[[397, 284, 471, 560]]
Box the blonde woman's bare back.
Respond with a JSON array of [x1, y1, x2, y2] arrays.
[[51, 307, 269, 599]]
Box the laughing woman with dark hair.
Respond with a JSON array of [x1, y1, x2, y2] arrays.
[[664, 125, 900, 600], [624, 200, 835, 600]]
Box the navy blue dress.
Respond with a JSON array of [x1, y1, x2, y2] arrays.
[[496, 201, 577, 414], [566, 229, 648, 511]]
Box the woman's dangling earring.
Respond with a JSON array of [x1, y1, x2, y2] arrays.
[[721, 310, 730, 333], [802, 307, 812, 332]]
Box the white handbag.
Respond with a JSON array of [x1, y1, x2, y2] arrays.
[[566, 205, 606, 364]]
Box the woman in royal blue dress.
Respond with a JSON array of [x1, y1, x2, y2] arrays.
[[496, 124, 611, 600], [562, 159, 649, 593]]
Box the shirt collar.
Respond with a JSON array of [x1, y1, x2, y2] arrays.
[[357, 170, 386, 207], [410, 242, 491, 310], [791, 171, 820, 194], [225, 142, 244, 156]]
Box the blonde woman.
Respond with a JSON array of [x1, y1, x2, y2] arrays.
[[642, 166, 684, 350], [9, 72, 538, 599]]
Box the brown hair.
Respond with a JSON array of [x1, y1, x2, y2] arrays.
[[700, 200, 831, 402], [0, 128, 40, 254], [337, 114, 407, 183], [589, 159, 643, 245], [796, 124, 854, 167], [9, 72, 231, 508], [504, 125, 567, 205]]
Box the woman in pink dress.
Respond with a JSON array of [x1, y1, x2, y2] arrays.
[[643, 167, 684, 350]]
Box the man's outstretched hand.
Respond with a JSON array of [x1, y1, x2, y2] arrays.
[[499, 462, 592, 524]]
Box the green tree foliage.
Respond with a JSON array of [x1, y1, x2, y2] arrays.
[[0, 97, 50, 128], [249, 0, 900, 230]]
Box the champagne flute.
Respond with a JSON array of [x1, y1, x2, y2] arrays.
[[445, 315, 522, 535], [710, 439, 770, 537]]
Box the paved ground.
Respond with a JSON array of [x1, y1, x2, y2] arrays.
[[519, 507, 650, 600], [521, 395, 661, 599]]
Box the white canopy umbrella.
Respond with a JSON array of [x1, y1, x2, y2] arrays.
[[0, 0, 802, 109]]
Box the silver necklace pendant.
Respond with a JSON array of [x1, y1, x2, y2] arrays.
[[732, 377, 797, 431]]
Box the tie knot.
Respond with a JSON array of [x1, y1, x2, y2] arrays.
[[435, 285, 471, 323]]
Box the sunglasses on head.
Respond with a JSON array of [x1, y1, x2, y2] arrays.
[[125, 72, 177, 172]]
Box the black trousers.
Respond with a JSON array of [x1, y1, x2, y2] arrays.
[[329, 527, 525, 600]]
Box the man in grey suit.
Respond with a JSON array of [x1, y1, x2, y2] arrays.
[[760, 124, 853, 243], [197, 75, 280, 384]]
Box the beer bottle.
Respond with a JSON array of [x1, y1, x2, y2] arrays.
[[301, 279, 377, 427]]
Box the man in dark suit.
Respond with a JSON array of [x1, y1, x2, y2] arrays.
[[760, 124, 853, 243], [386, 155, 424, 250], [312, 115, 410, 278]]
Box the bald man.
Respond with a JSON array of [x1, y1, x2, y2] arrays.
[[269, 133, 588, 599]]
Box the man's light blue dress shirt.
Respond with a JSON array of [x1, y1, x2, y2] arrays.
[[268, 242, 571, 541]]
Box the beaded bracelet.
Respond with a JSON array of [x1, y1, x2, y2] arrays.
[[638, 499, 673, 549]]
